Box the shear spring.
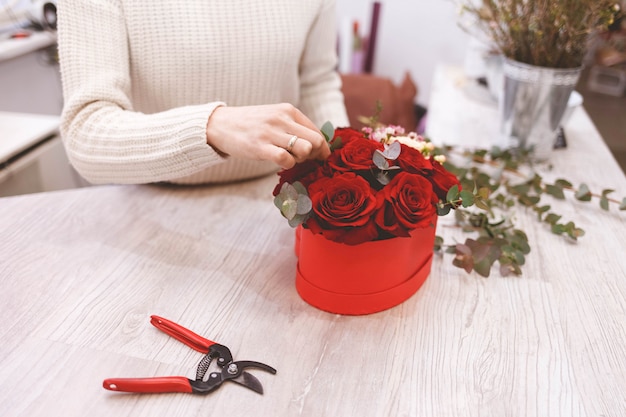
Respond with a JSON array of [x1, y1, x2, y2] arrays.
[[196, 353, 213, 381]]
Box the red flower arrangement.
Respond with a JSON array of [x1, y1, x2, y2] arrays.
[[273, 124, 461, 245]]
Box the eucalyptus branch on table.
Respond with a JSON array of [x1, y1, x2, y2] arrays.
[[435, 146, 626, 277]]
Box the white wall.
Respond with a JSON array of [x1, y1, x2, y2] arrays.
[[337, 0, 470, 106]]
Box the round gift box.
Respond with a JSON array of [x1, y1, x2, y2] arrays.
[[295, 218, 436, 315]]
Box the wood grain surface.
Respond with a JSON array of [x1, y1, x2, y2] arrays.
[[1, 68, 625, 417]]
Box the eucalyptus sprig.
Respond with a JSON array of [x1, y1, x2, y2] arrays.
[[434, 145, 626, 277]]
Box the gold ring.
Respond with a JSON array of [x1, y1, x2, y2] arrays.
[[286, 135, 299, 153]]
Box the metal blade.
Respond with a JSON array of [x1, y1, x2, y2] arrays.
[[230, 371, 264, 394]]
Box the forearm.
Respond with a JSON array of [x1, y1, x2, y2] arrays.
[[61, 101, 224, 184], [58, 0, 225, 184]]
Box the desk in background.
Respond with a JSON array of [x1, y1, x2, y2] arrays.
[[0, 66, 625, 416], [0, 111, 84, 196], [0, 31, 61, 115]]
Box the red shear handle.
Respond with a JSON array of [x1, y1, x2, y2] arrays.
[[150, 315, 216, 353], [103, 377, 193, 393]]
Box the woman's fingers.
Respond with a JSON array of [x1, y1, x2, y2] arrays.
[[280, 130, 327, 162], [205, 103, 330, 167], [280, 134, 312, 164]]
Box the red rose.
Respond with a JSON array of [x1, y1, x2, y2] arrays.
[[332, 127, 364, 148], [375, 172, 437, 237], [428, 160, 461, 201], [307, 172, 379, 245], [328, 137, 383, 172], [273, 159, 321, 196], [396, 143, 433, 175]]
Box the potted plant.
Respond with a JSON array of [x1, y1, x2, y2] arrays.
[[273, 123, 462, 315], [458, 0, 622, 160], [461, 0, 619, 69]]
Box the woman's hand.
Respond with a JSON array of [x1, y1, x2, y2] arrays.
[[205, 103, 330, 169]]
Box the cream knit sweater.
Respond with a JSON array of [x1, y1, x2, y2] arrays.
[[57, 0, 349, 184]]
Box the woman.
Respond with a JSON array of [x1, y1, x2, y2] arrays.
[[57, 0, 349, 184]]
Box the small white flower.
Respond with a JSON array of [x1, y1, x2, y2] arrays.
[[390, 136, 425, 151], [373, 131, 386, 142]]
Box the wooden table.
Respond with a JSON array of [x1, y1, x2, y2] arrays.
[[1, 67, 625, 417]]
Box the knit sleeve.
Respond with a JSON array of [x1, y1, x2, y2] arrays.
[[57, 0, 224, 185], [297, 0, 350, 130]]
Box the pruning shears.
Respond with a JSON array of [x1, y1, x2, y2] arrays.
[[103, 315, 276, 395]]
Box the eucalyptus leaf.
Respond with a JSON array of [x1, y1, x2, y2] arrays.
[[281, 182, 298, 200], [510, 235, 530, 254], [377, 171, 390, 185], [273, 194, 284, 209], [567, 226, 585, 239], [544, 213, 562, 225], [473, 258, 493, 277], [460, 190, 474, 207], [281, 199, 297, 220], [555, 178, 573, 188], [602, 189, 614, 196], [535, 205, 551, 214], [499, 263, 513, 277], [453, 244, 474, 273], [321, 121, 334, 142], [512, 184, 530, 194], [446, 184, 460, 203], [545, 184, 565, 199], [478, 187, 491, 199], [296, 195, 312, 215], [474, 198, 490, 212], [383, 141, 401, 160], [476, 172, 492, 188], [600, 195, 609, 211], [434, 235, 444, 252], [293, 181, 307, 195], [288, 214, 306, 228], [373, 150, 389, 170], [534, 205, 550, 220], [518, 195, 540, 206], [330, 137, 342, 151], [575, 183, 592, 201], [437, 204, 452, 216], [513, 248, 526, 265]]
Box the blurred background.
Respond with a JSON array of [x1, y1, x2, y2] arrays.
[[1, 0, 624, 198]]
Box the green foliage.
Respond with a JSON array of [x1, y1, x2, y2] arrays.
[[320, 121, 334, 143], [274, 182, 311, 227], [373, 141, 402, 185], [321, 121, 344, 152], [282, 121, 625, 278], [434, 145, 625, 277]]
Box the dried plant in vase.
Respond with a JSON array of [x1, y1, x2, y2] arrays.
[[459, 0, 622, 68]]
